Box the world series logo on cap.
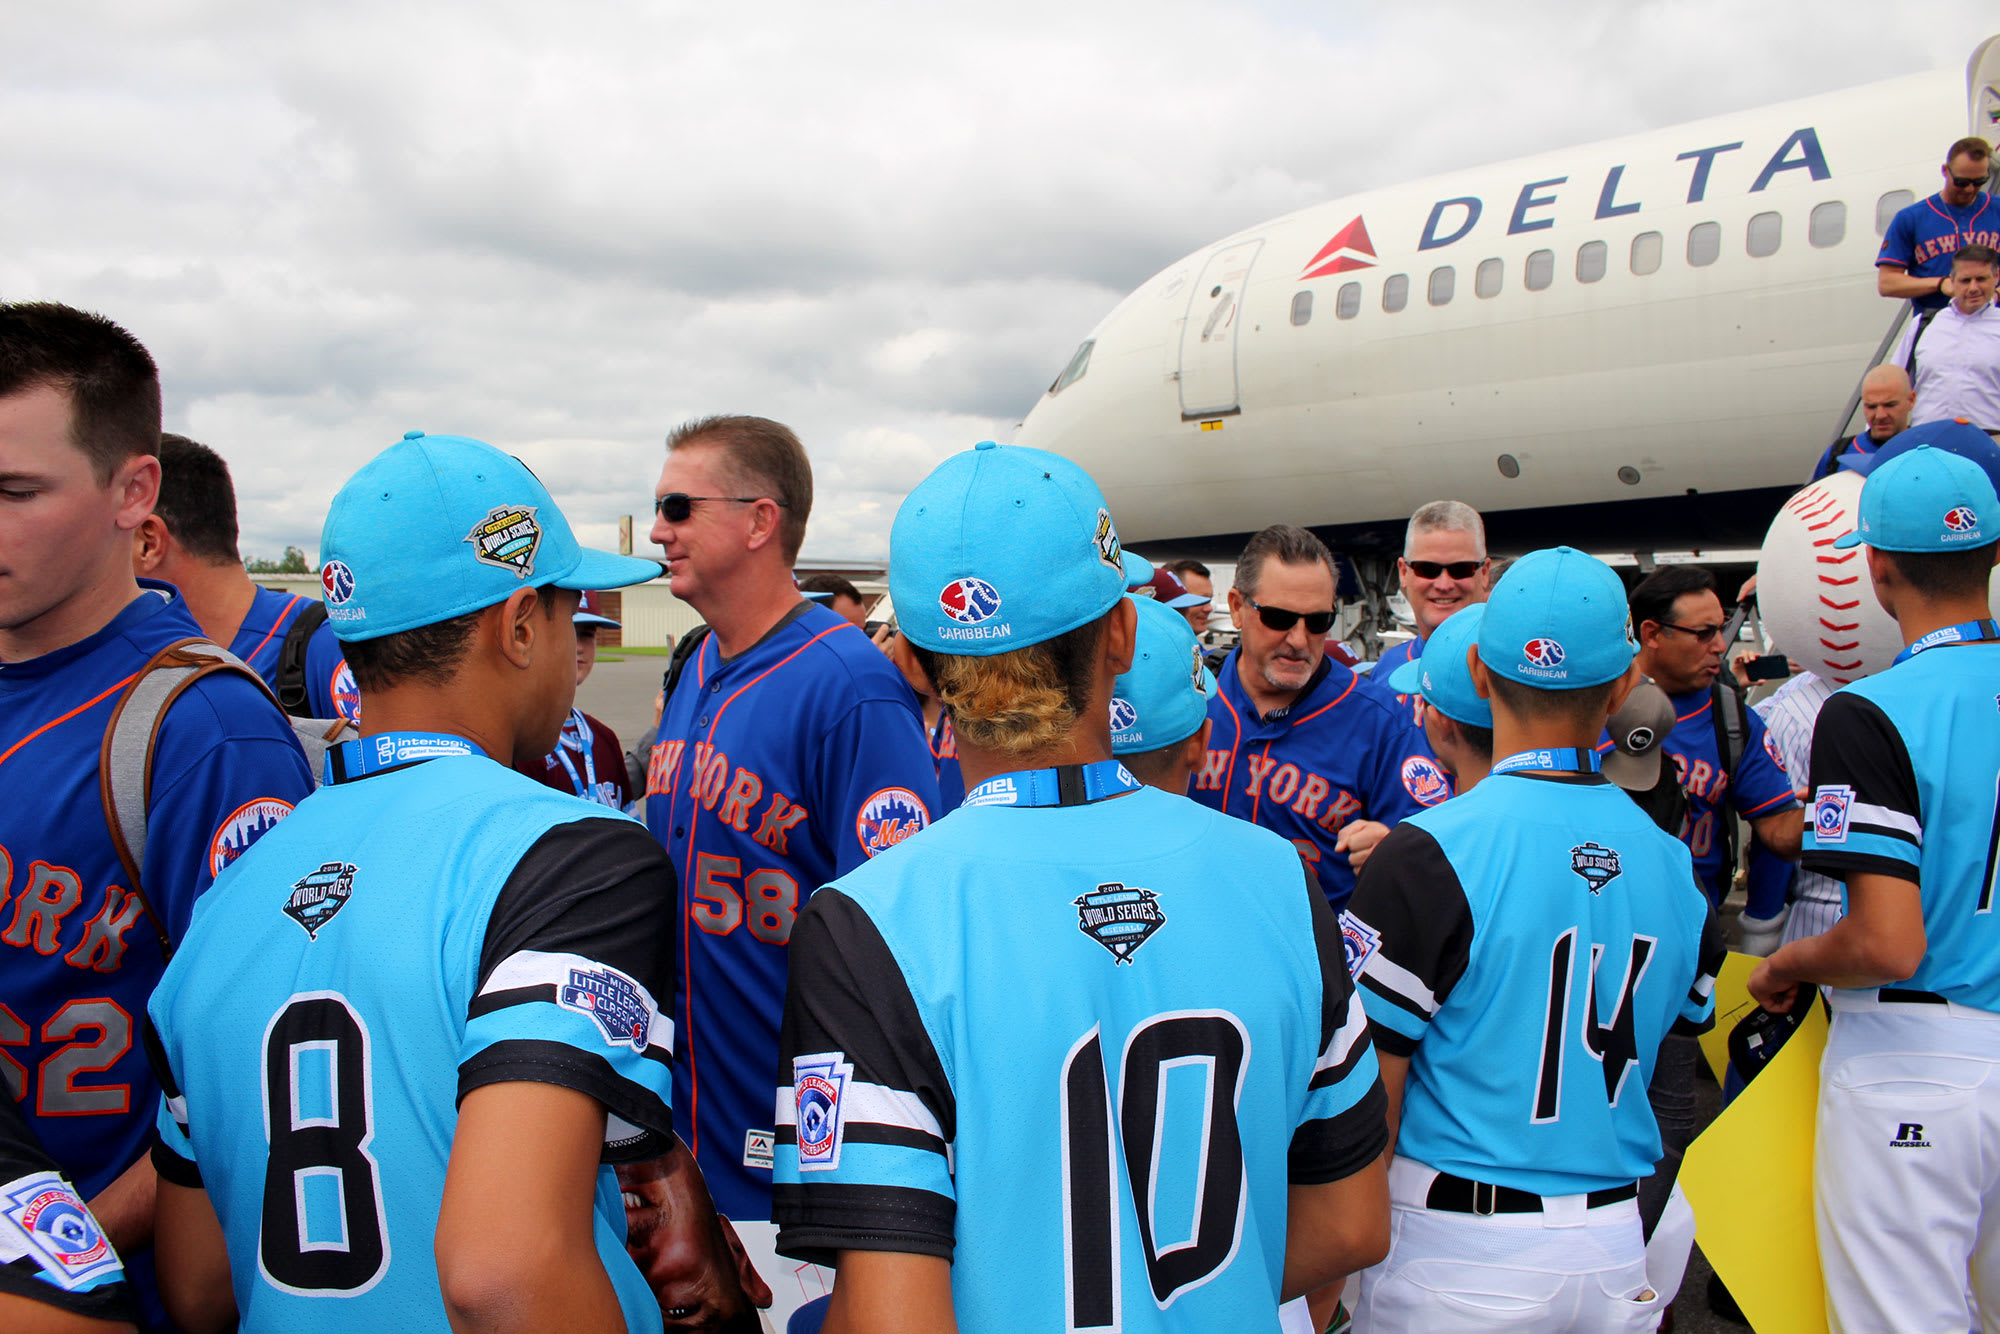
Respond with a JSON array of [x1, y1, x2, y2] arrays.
[[465, 505, 542, 577]]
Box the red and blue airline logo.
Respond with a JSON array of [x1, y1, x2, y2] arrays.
[[939, 577, 1002, 625], [1945, 506, 1979, 533], [1301, 216, 1377, 280], [1524, 638, 1566, 669]]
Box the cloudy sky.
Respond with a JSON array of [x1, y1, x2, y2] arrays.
[[5, 1, 1993, 563]]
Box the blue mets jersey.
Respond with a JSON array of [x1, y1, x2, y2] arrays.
[[228, 586, 316, 691], [643, 601, 940, 1220], [1194, 650, 1438, 910], [1802, 637, 2000, 1011], [773, 782, 1387, 1331], [303, 620, 359, 724], [1344, 770, 1721, 1195], [929, 712, 965, 815], [0, 1096, 134, 1326], [0, 587, 311, 1200], [147, 749, 676, 1332], [1878, 191, 2000, 312]]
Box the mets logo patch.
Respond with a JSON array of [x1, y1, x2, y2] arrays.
[[1, 1171, 120, 1291], [1093, 507, 1123, 573], [1763, 729, 1787, 773], [1075, 883, 1165, 964], [1108, 696, 1139, 734], [1524, 638, 1566, 669], [793, 1052, 854, 1170], [1338, 910, 1382, 979], [1945, 505, 1979, 534], [284, 862, 356, 939], [330, 659, 361, 724], [938, 577, 1002, 625], [559, 965, 654, 1051], [208, 797, 295, 878], [856, 787, 930, 858], [320, 560, 356, 606], [1813, 784, 1855, 844], [1570, 842, 1622, 894], [464, 505, 542, 577], [1400, 754, 1451, 806]]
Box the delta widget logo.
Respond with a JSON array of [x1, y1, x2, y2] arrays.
[[207, 798, 295, 878], [1400, 755, 1451, 806], [464, 505, 542, 577], [1109, 697, 1139, 733], [1945, 506, 1980, 535], [939, 577, 1002, 625], [1524, 638, 1566, 669], [856, 787, 930, 858], [321, 560, 356, 606]]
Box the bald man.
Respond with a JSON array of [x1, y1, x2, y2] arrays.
[[1811, 365, 1914, 480]]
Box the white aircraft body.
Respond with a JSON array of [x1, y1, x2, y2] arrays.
[[1014, 36, 2000, 564]]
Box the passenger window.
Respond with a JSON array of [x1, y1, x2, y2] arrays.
[[1747, 211, 1782, 258], [1810, 201, 1847, 248], [1336, 282, 1361, 319], [1687, 222, 1721, 267], [1051, 340, 1093, 395], [1383, 274, 1409, 312], [1525, 249, 1554, 291], [1875, 190, 1915, 236], [1290, 291, 1313, 326], [1576, 241, 1608, 283], [1630, 231, 1663, 275], [1428, 266, 1455, 306], [1475, 258, 1503, 298]]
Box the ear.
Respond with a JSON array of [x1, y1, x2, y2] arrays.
[[1603, 659, 1643, 717], [1226, 585, 1247, 619], [496, 587, 545, 670], [716, 1215, 774, 1310], [132, 514, 171, 576], [1635, 619, 1664, 652], [113, 453, 161, 534], [1105, 596, 1137, 675], [741, 497, 785, 555]]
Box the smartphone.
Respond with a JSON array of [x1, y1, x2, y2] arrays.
[[1741, 653, 1790, 683]]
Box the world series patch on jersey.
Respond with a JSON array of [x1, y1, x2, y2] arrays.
[[643, 601, 941, 1220], [773, 787, 1387, 1332]]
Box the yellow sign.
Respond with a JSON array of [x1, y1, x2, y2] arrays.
[[1198, 420, 1224, 431], [1681, 991, 1829, 1334], [1699, 950, 1764, 1083]]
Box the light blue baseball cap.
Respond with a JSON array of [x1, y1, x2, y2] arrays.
[[1386, 604, 1492, 728], [1834, 443, 1998, 553], [318, 431, 664, 642], [891, 441, 1128, 656], [1122, 551, 1154, 590], [1477, 546, 1636, 690], [1110, 596, 1217, 754]]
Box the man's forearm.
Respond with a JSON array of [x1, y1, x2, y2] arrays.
[[87, 1156, 156, 1255], [1878, 267, 1946, 300]]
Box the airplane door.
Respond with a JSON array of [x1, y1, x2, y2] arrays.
[[1178, 239, 1262, 418], [1971, 34, 2000, 138]]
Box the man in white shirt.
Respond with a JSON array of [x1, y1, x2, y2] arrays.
[[1895, 244, 2000, 430]]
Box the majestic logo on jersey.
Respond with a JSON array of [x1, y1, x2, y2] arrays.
[[1400, 755, 1451, 806], [559, 965, 653, 1051], [320, 560, 356, 606], [938, 577, 1002, 627], [1339, 910, 1383, 979], [284, 861, 356, 939], [1301, 215, 1377, 279], [1570, 842, 1622, 894], [1523, 638, 1567, 670], [1075, 883, 1165, 964], [1, 1171, 120, 1291], [742, 1129, 775, 1171], [1093, 507, 1123, 573], [1945, 505, 1979, 535], [464, 505, 542, 577], [856, 787, 930, 858], [1108, 696, 1139, 734], [793, 1052, 854, 1170], [208, 797, 295, 878], [1812, 784, 1855, 844]]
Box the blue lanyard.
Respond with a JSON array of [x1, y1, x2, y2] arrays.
[[961, 759, 1144, 809], [550, 708, 601, 800], [1492, 747, 1603, 777], [1893, 619, 2000, 665], [327, 731, 486, 784]]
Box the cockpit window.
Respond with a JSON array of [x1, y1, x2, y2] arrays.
[[1050, 340, 1094, 395]]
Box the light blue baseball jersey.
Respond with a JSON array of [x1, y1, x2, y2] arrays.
[[1803, 637, 2000, 1010], [147, 750, 676, 1332], [773, 782, 1387, 1331], [1345, 769, 1721, 1195]]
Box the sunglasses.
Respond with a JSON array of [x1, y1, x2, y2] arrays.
[[652, 493, 788, 522], [1405, 558, 1487, 580], [1657, 620, 1728, 644], [1247, 598, 1336, 634], [1948, 171, 1990, 190]]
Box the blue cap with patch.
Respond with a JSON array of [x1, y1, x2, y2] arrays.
[[1853, 418, 2000, 500], [891, 441, 1128, 656], [1835, 443, 1999, 552], [318, 431, 664, 642], [1477, 546, 1635, 690], [1386, 604, 1492, 727], [1110, 596, 1217, 754]]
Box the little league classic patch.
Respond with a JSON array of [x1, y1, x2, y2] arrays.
[[0, 1171, 121, 1292], [464, 505, 542, 577], [559, 965, 654, 1051]]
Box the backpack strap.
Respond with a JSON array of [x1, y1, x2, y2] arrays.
[[662, 624, 712, 704], [1709, 678, 1750, 879], [275, 601, 330, 717], [99, 638, 281, 962], [1904, 305, 1941, 378]]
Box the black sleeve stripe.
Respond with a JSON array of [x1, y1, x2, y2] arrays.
[[1366, 1019, 1419, 1059], [0, 1259, 136, 1324], [1671, 1013, 1717, 1037], [774, 1122, 949, 1156], [774, 1183, 957, 1267], [1802, 850, 1921, 884], [458, 1038, 673, 1163], [141, 1015, 180, 1099], [1301, 857, 1356, 1061], [152, 1134, 203, 1188], [1358, 973, 1430, 1024], [1308, 1031, 1374, 1092], [1288, 1081, 1390, 1185], [467, 984, 557, 1018], [1849, 824, 1921, 847]]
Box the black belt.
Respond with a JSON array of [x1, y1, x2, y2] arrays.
[[1879, 988, 1946, 1005], [1425, 1171, 1638, 1216]]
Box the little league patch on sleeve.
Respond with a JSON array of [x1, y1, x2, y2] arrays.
[[1338, 911, 1382, 979], [559, 965, 656, 1051], [0, 1171, 121, 1292], [793, 1052, 855, 1171], [1813, 784, 1855, 844]]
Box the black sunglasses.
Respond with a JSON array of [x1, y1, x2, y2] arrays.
[[1247, 598, 1336, 634], [1405, 558, 1487, 580], [653, 493, 788, 522], [1948, 172, 1990, 190]]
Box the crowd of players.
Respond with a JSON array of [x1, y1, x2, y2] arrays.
[[1, 133, 1998, 1334]]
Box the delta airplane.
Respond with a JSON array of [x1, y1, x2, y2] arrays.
[[1014, 35, 2000, 577]]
